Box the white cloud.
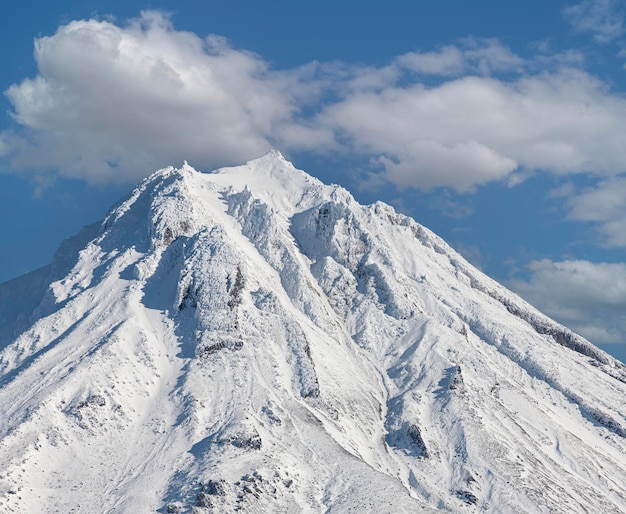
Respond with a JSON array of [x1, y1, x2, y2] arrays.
[[316, 69, 626, 191], [4, 12, 626, 195], [394, 39, 523, 77], [567, 176, 626, 246], [3, 11, 318, 183], [563, 0, 625, 43], [508, 259, 626, 344], [375, 140, 517, 193], [458, 37, 526, 74], [394, 46, 466, 76]]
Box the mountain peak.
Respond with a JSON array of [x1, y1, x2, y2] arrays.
[[249, 147, 288, 164], [213, 148, 293, 178], [1, 156, 626, 513]]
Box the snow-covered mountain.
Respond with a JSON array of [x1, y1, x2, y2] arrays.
[[1, 150, 626, 513]]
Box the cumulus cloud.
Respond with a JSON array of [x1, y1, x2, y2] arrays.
[[5, 11, 626, 194], [563, 0, 625, 43], [316, 69, 626, 191], [508, 259, 626, 344], [2, 11, 326, 183], [567, 177, 626, 246]]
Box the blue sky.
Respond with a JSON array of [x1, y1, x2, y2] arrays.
[[1, 1, 626, 362]]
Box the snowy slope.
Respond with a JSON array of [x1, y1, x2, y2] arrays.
[[1, 150, 626, 513]]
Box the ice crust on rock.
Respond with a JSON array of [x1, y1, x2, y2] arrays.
[[1, 150, 626, 513]]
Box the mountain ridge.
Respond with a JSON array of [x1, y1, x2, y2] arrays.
[[1, 150, 626, 513]]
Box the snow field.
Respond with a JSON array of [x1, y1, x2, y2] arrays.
[[1, 151, 626, 512]]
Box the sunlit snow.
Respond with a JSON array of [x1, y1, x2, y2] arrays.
[[1, 151, 626, 513]]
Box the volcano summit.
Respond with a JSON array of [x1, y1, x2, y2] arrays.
[[1, 151, 626, 513]]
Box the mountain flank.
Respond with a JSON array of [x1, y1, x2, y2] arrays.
[[1, 150, 626, 513]]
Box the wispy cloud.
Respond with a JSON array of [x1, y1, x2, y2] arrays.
[[4, 11, 626, 197], [509, 259, 626, 344], [393, 38, 523, 77], [563, 0, 626, 43], [567, 176, 626, 246]]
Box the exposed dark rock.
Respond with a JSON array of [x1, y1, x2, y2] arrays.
[[449, 365, 464, 391], [230, 432, 262, 450], [456, 489, 478, 505], [163, 227, 174, 246], [407, 424, 428, 458], [77, 394, 106, 408], [195, 490, 213, 508], [204, 479, 226, 496], [178, 285, 198, 310], [227, 266, 245, 309], [66, 394, 107, 425], [198, 339, 244, 357]]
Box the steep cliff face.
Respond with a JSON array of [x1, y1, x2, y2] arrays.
[[1, 151, 626, 513]]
